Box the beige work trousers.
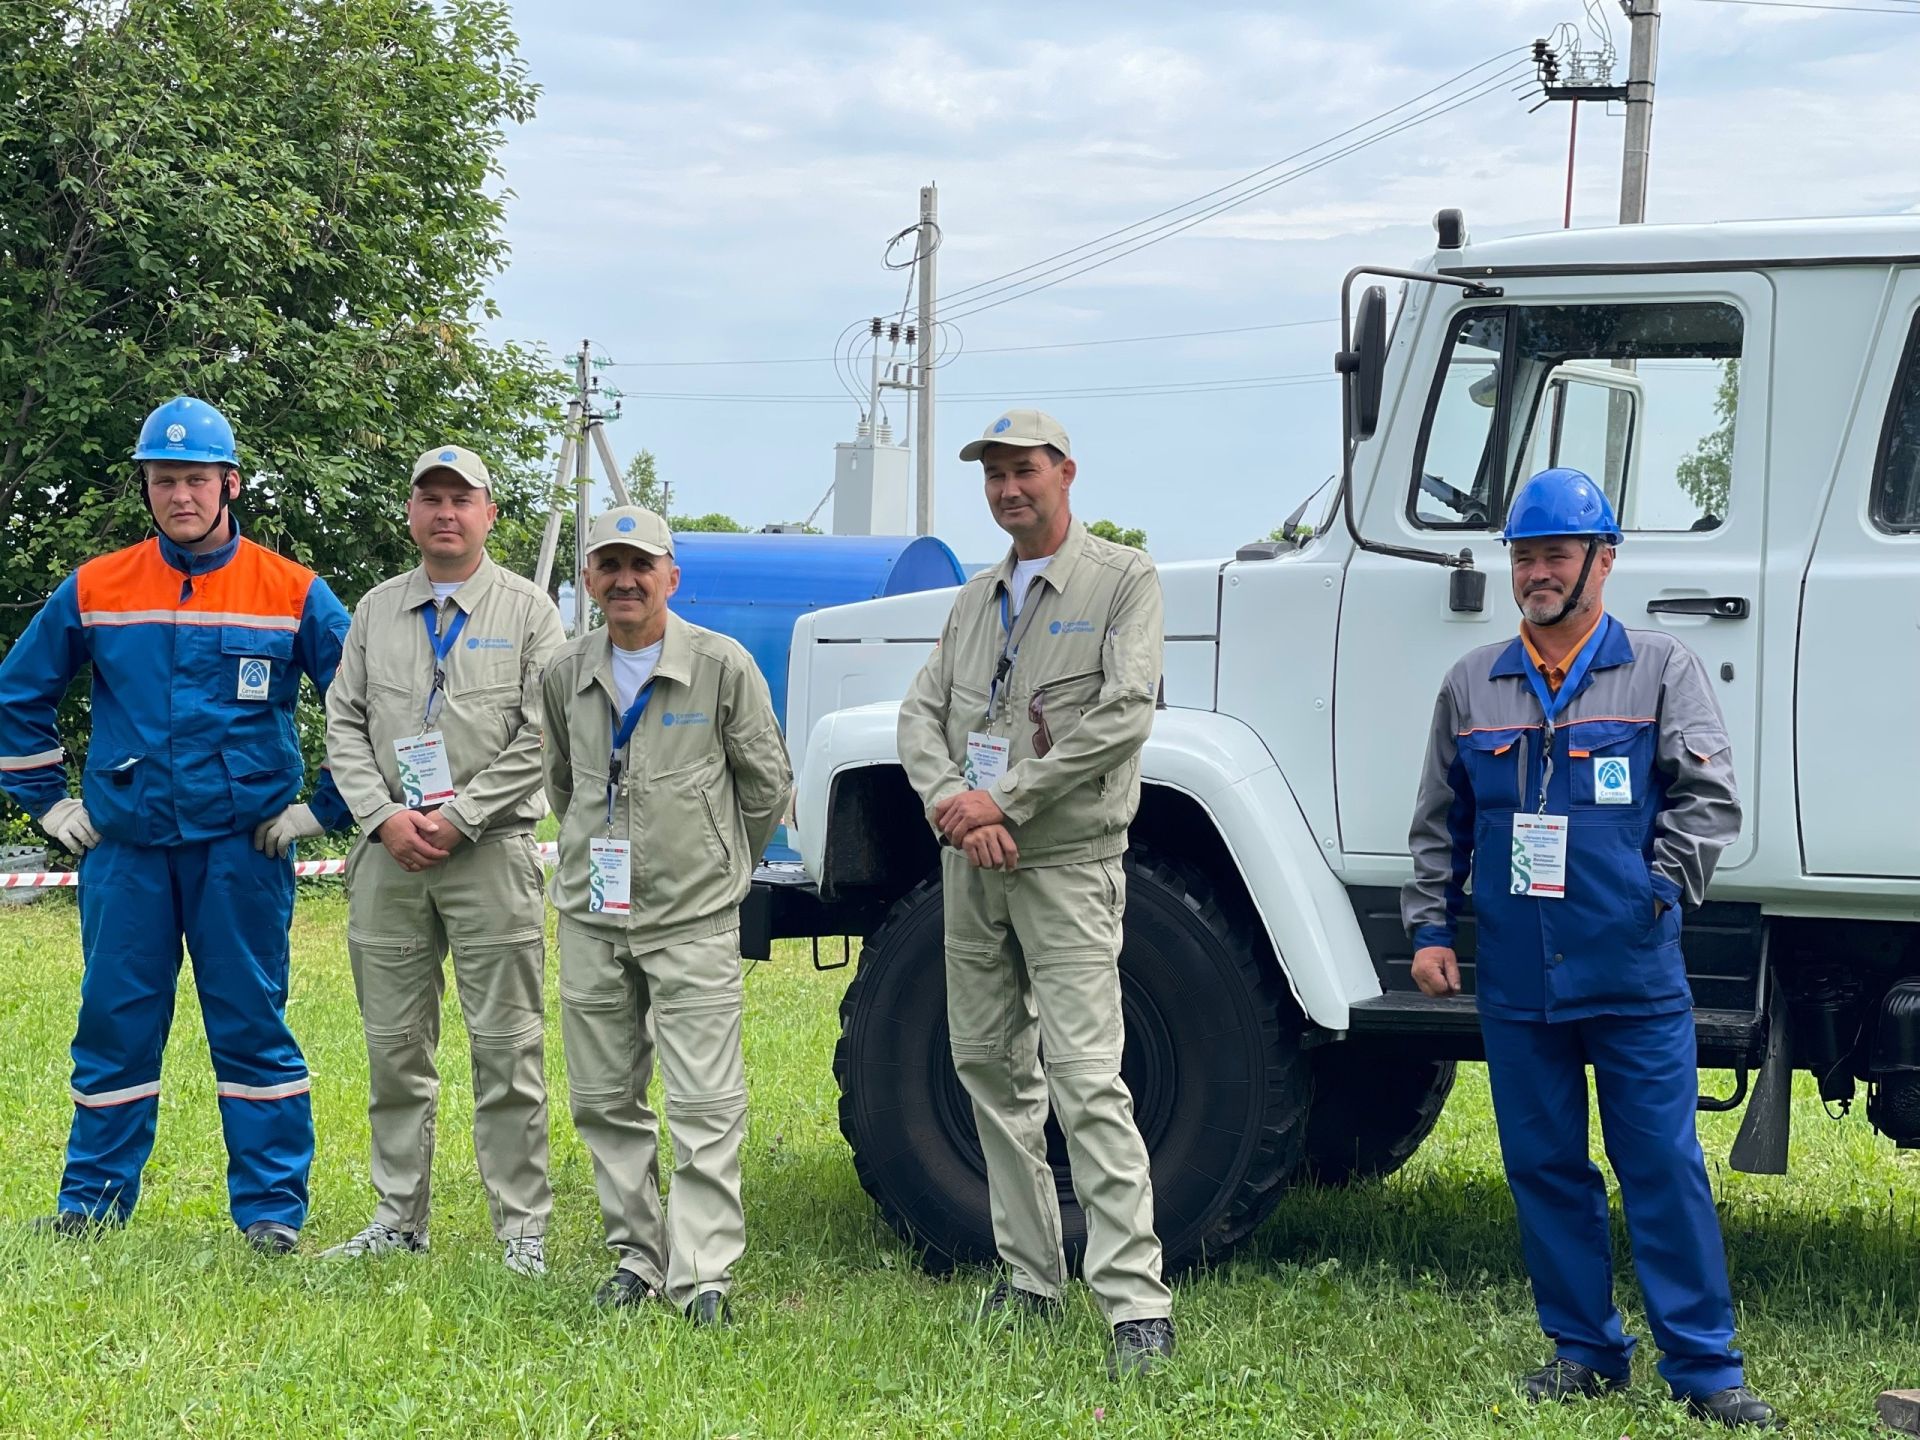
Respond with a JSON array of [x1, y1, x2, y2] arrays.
[[558, 920, 748, 1308], [942, 848, 1171, 1323], [345, 830, 552, 1240]]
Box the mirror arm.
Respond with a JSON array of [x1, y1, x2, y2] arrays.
[[1337, 265, 1504, 570]]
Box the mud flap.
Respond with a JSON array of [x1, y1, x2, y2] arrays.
[[1729, 973, 1792, 1175]]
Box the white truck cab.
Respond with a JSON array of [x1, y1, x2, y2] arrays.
[[754, 210, 1920, 1277]]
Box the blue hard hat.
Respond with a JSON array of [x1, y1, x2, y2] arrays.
[[132, 396, 238, 466], [1503, 467, 1623, 545]]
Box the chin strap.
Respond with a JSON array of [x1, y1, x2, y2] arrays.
[[1541, 538, 1602, 628]]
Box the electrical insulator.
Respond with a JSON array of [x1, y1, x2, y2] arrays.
[[905, 326, 917, 347], [870, 317, 882, 336]]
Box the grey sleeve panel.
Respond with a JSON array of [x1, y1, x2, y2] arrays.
[[1402, 671, 1471, 942], [1651, 639, 1741, 908]]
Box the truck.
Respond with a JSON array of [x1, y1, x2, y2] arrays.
[[746, 208, 1920, 1278]]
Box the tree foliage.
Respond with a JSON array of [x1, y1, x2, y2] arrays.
[[1675, 360, 1738, 522], [0, 0, 567, 633], [1087, 518, 1146, 549], [622, 449, 751, 532]]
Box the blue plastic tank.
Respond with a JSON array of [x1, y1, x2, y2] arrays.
[[668, 532, 964, 733]]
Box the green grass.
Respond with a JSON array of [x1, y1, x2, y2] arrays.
[[1, 889, 1917, 1437]]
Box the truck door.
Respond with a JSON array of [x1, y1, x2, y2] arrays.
[[1797, 271, 1920, 878], [1334, 274, 1772, 872]]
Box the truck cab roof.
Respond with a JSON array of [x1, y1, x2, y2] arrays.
[[1440, 213, 1920, 274]]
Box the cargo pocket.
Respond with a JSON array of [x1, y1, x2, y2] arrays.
[[1457, 727, 1530, 811], [1565, 718, 1656, 812], [224, 741, 299, 832], [82, 754, 147, 843]]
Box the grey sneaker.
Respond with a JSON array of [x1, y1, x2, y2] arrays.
[[320, 1221, 427, 1259], [1109, 1317, 1177, 1379], [502, 1235, 547, 1277]]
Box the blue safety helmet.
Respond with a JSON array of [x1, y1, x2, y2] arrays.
[[132, 396, 238, 467], [1502, 467, 1623, 546]]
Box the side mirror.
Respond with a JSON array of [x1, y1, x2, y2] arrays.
[[1337, 285, 1388, 443]]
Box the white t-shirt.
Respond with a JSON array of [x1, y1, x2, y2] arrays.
[[611, 640, 663, 714], [1008, 556, 1052, 618], [430, 580, 463, 604]]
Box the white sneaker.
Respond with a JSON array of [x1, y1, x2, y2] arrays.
[[503, 1234, 547, 1277], [321, 1221, 428, 1259]]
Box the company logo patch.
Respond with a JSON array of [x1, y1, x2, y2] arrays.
[[236, 657, 271, 701], [165, 423, 187, 445], [1049, 619, 1095, 635], [662, 711, 710, 728], [616, 516, 637, 533], [438, 449, 458, 462], [992, 416, 1012, 433], [1594, 756, 1633, 805], [465, 637, 514, 650]]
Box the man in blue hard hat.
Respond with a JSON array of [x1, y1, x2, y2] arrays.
[[1402, 468, 1777, 1429], [0, 396, 352, 1252]]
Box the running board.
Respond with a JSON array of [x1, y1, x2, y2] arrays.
[[1345, 993, 1768, 1068]]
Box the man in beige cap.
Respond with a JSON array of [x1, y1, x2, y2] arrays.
[[542, 506, 790, 1324], [897, 410, 1174, 1377], [322, 444, 565, 1274]]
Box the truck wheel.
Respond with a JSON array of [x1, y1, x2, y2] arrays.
[[1300, 1047, 1456, 1185], [833, 848, 1309, 1278]]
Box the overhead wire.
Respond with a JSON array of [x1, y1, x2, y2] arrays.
[[937, 58, 1535, 324], [934, 47, 1528, 309], [610, 370, 1338, 406], [1668, 0, 1920, 13]]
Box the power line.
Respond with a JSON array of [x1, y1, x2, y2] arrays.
[[600, 316, 1339, 369], [1670, 0, 1920, 13], [936, 48, 1527, 309], [613, 371, 1338, 406], [938, 59, 1533, 324]]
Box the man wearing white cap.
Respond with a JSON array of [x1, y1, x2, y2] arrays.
[[542, 506, 790, 1324], [897, 410, 1175, 1377], [322, 444, 566, 1274]]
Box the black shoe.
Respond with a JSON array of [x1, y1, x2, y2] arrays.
[[978, 1277, 1064, 1324], [593, 1269, 665, 1309], [685, 1289, 733, 1328], [1685, 1385, 1782, 1429], [30, 1211, 120, 1238], [1108, 1317, 1176, 1379], [244, 1220, 299, 1254], [1521, 1358, 1627, 1403]]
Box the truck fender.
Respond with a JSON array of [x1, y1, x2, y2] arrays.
[[797, 702, 1381, 1031]]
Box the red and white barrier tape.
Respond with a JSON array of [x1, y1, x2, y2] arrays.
[[0, 840, 561, 890]]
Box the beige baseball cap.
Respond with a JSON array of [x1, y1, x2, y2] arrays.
[[958, 408, 1071, 463], [411, 444, 491, 489], [584, 506, 674, 559]]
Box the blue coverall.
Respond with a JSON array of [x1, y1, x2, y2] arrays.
[[1404, 615, 1747, 1399], [0, 521, 350, 1229]]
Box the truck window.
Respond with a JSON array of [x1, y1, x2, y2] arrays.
[[1410, 301, 1743, 534], [1874, 311, 1920, 533]]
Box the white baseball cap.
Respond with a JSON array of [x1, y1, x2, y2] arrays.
[[958, 408, 1072, 463]]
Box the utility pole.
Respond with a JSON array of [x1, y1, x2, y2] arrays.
[[914, 182, 937, 536], [533, 338, 632, 627], [1618, 0, 1661, 225], [572, 342, 592, 634]]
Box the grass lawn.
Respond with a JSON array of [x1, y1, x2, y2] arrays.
[[1, 886, 1917, 1438]]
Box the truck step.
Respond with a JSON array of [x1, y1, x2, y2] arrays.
[[1344, 994, 1765, 1065]]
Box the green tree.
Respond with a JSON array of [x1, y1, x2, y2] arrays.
[[0, 0, 566, 629], [1088, 518, 1147, 549], [1676, 359, 1738, 521], [1266, 523, 1315, 543], [672, 512, 749, 534], [623, 448, 669, 513]]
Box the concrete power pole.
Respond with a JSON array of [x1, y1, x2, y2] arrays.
[[915, 183, 937, 536], [572, 341, 592, 634], [1618, 0, 1661, 224]]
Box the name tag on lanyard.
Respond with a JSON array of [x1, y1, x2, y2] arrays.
[[968, 583, 1038, 790], [394, 733, 455, 807], [596, 679, 654, 907], [1511, 621, 1608, 903]]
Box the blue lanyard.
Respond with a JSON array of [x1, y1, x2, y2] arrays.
[[985, 586, 1041, 723], [1520, 616, 1608, 811], [604, 680, 655, 832], [420, 603, 469, 729]]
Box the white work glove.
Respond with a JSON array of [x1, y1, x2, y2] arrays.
[[40, 797, 100, 853], [252, 803, 323, 858]]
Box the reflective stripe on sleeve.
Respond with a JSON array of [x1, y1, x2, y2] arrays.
[[215, 1078, 311, 1101], [0, 748, 64, 771], [71, 1080, 161, 1108]]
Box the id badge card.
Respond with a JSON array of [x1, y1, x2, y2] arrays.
[[1510, 813, 1569, 899], [963, 731, 1010, 791], [393, 732, 456, 807], [589, 837, 632, 915]]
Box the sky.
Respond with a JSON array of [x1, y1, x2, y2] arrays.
[[488, 0, 1920, 564]]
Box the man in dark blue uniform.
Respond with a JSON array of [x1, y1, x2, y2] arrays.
[[1403, 467, 1777, 1429]]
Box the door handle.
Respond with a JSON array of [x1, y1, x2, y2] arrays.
[[1646, 596, 1749, 619]]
